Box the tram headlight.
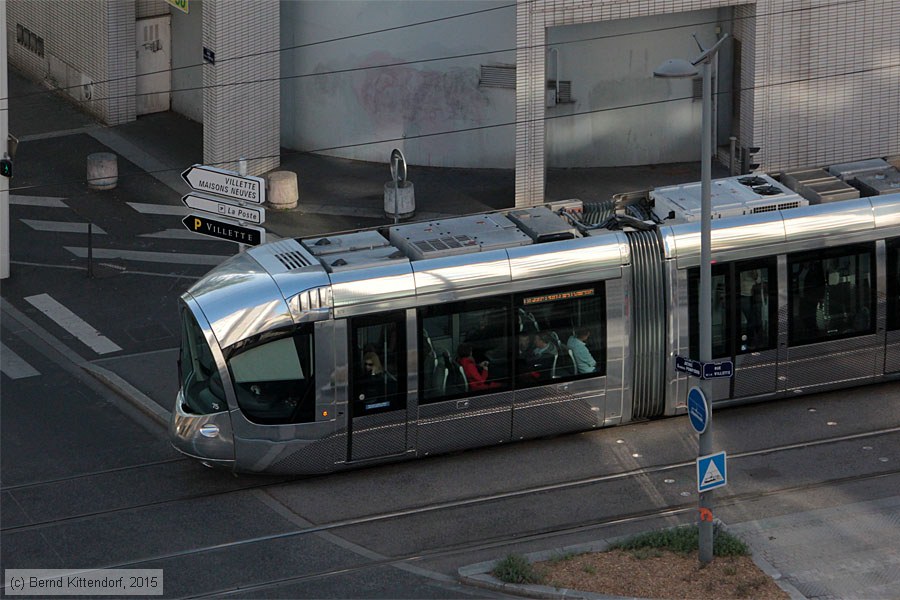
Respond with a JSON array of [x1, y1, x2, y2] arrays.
[[199, 424, 220, 438]]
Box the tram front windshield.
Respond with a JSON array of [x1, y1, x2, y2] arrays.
[[180, 308, 227, 415]]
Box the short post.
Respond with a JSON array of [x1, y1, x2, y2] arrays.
[[729, 136, 738, 176], [87, 222, 94, 278]]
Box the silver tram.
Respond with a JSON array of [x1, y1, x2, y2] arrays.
[[171, 175, 900, 474]]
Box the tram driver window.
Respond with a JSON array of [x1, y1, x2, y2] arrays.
[[226, 330, 315, 424], [788, 244, 875, 345]]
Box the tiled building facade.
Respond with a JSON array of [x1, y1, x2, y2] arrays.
[[516, 0, 899, 205]]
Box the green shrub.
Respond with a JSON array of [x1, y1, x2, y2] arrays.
[[492, 553, 544, 585], [609, 525, 750, 557]]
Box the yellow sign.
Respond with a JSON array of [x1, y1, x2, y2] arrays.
[[523, 288, 595, 305], [165, 0, 189, 14]]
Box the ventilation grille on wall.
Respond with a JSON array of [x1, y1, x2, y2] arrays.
[[16, 24, 44, 58], [547, 80, 574, 103], [480, 65, 516, 89]]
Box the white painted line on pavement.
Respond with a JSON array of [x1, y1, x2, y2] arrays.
[[21, 220, 106, 234], [127, 202, 189, 216], [0, 342, 41, 379], [24, 294, 123, 355], [10, 195, 68, 208], [140, 228, 230, 240], [65, 246, 230, 266]]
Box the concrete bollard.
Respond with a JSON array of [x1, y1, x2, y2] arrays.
[[267, 171, 299, 210], [87, 152, 118, 190], [384, 180, 415, 220]]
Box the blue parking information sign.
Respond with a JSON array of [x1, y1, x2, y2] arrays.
[[697, 451, 727, 493]]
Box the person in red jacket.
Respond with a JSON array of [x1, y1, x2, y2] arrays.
[[456, 343, 501, 391]]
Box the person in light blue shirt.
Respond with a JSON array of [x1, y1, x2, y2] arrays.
[[567, 327, 596, 374]]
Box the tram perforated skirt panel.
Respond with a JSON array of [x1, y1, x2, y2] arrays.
[[626, 230, 667, 418], [511, 386, 599, 440]]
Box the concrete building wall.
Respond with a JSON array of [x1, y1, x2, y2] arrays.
[[280, 0, 517, 168], [516, 0, 900, 205], [171, 0, 204, 122], [203, 0, 280, 175], [543, 10, 723, 168], [8, 0, 135, 125]]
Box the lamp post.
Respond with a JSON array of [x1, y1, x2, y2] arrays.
[[654, 33, 728, 565]]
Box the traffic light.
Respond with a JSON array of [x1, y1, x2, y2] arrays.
[[0, 156, 12, 178], [741, 146, 761, 174]]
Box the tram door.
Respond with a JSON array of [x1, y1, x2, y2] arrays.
[[347, 312, 408, 462], [690, 258, 778, 400]]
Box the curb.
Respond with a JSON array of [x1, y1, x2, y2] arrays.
[[80, 362, 171, 427], [456, 522, 808, 600]]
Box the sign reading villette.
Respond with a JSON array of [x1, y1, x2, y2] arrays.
[[181, 165, 266, 205]]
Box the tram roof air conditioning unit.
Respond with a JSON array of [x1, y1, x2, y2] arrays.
[[650, 174, 807, 223], [389, 214, 531, 260]]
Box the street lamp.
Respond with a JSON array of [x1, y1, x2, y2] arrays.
[[654, 33, 729, 565]]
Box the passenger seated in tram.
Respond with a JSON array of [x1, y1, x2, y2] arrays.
[[456, 343, 501, 391], [526, 332, 558, 382], [566, 327, 597, 374], [359, 351, 396, 402]]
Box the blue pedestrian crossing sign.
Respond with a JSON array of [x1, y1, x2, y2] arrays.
[[697, 451, 727, 493]]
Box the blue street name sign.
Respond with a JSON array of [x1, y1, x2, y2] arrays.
[[687, 386, 709, 435], [697, 451, 727, 492], [702, 360, 734, 379], [675, 355, 702, 377]]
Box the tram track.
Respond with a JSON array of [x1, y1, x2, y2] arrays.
[[4, 424, 897, 538], [111, 468, 900, 598]]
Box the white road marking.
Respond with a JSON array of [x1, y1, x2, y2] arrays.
[[24, 294, 122, 355], [10, 195, 68, 208], [0, 342, 40, 379], [21, 220, 106, 234], [140, 228, 229, 240], [127, 202, 189, 216], [65, 246, 229, 266]]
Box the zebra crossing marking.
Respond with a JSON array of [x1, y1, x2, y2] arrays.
[[24, 294, 122, 355], [0, 342, 40, 379], [21, 220, 106, 234], [10, 195, 67, 208]]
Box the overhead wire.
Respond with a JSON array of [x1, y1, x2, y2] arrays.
[[2, 0, 868, 107], [8, 58, 898, 196]]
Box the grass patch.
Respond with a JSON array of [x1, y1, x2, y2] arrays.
[[609, 525, 750, 558], [492, 554, 545, 585]]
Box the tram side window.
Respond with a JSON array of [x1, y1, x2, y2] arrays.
[[889, 239, 900, 331], [226, 329, 315, 424], [515, 283, 606, 387], [420, 299, 510, 403], [788, 244, 875, 346], [180, 309, 227, 414]]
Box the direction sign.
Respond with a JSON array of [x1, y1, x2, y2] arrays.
[[697, 451, 727, 492], [181, 214, 265, 246], [702, 360, 734, 379], [687, 386, 709, 434], [181, 164, 266, 204], [182, 193, 266, 225]]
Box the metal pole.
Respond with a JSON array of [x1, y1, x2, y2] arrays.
[[87, 223, 94, 279], [237, 158, 248, 253], [698, 57, 714, 566], [0, 6, 10, 280]]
